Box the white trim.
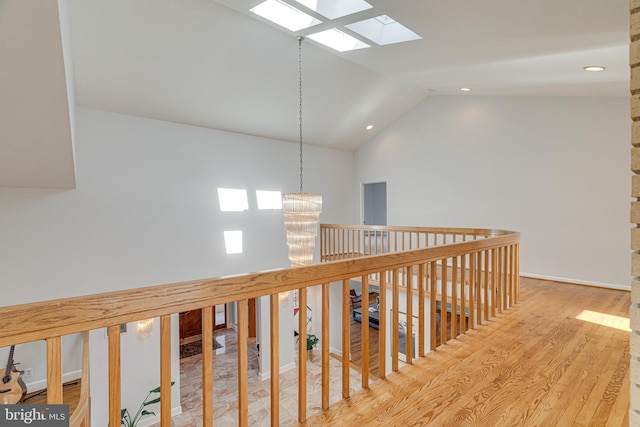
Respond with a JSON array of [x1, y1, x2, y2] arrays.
[[25, 369, 82, 393], [330, 346, 344, 358], [257, 362, 296, 381], [520, 272, 630, 291]]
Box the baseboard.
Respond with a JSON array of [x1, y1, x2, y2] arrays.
[[25, 369, 82, 393], [330, 346, 342, 357], [139, 405, 182, 427], [258, 362, 296, 381], [520, 272, 630, 291]]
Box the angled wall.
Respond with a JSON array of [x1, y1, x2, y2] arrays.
[[629, 0, 640, 423]]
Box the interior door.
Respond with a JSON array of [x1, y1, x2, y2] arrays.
[[363, 182, 387, 225], [180, 304, 227, 339]]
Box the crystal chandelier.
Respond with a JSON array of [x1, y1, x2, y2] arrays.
[[283, 37, 322, 267]]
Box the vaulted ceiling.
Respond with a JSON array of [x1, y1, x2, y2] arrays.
[[0, 0, 629, 188]]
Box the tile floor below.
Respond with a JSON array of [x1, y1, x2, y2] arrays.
[[156, 329, 362, 427]]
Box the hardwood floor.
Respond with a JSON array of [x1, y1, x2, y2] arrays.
[[349, 317, 380, 377], [22, 380, 81, 414], [302, 277, 630, 426]]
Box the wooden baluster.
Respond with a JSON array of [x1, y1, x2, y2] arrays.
[[392, 269, 400, 372], [494, 248, 500, 315], [108, 325, 121, 427], [469, 252, 476, 330], [485, 249, 496, 320], [477, 251, 484, 325], [484, 250, 490, 322], [418, 263, 425, 357], [361, 276, 370, 388], [341, 279, 350, 399], [202, 308, 214, 427], [270, 295, 280, 425], [460, 254, 467, 334], [516, 243, 521, 303], [509, 244, 515, 307], [430, 261, 437, 351], [378, 272, 387, 378], [46, 337, 63, 404], [349, 229, 354, 257], [406, 266, 413, 364], [298, 288, 307, 423], [237, 300, 249, 427], [322, 283, 330, 409], [160, 315, 172, 427], [451, 256, 458, 339], [502, 246, 508, 310], [441, 259, 448, 346], [497, 247, 503, 314]]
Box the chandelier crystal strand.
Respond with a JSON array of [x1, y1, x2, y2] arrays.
[[283, 36, 322, 268]]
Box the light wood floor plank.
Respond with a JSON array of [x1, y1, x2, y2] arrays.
[[300, 277, 630, 427]]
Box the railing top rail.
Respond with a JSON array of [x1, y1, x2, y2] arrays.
[[0, 226, 519, 347], [320, 224, 515, 237]]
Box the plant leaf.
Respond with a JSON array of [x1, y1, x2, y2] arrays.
[[143, 397, 160, 406], [141, 410, 156, 417], [149, 381, 175, 394]]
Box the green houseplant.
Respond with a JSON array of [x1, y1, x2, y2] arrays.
[[306, 334, 319, 351], [121, 382, 174, 427], [306, 334, 319, 361]]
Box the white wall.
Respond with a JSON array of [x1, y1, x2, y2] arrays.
[[355, 96, 630, 288], [0, 107, 354, 424]]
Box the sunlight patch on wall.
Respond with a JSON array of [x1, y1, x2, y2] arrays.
[[218, 188, 249, 212], [575, 310, 630, 332], [256, 190, 283, 210], [224, 230, 244, 254]]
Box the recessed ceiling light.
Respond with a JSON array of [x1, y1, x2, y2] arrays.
[[307, 28, 370, 52], [250, 0, 321, 32], [460, 87, 471, 92], [366, 124, 374, 130], [584, 66, 605, 72]]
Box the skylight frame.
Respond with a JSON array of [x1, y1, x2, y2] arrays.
[[293, 0, 373, 20], [345, 14, 422, 46], [250, 0, 322, 32], [307, 28, 370, 52]]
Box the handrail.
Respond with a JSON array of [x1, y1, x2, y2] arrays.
[[0, 224, 520, 426], [0, 231, 518, 347]]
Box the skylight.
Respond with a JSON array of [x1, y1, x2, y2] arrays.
[[250, 0, 321, 32], [223, 230, 244, 254], [308, 28, 370, 52], [256, 190, 283, 210], [345, 14, 422, 46], [293, 0, 372, 20], [217, 188, 249, 212]]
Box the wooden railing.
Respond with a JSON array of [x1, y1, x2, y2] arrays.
[[0, 224, 519, 426]]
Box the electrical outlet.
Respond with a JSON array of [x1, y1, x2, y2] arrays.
[[24, 368, 32, 378]]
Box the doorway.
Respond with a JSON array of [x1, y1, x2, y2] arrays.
[[179, 304, 227, 341], [363, 182, 387, 225]]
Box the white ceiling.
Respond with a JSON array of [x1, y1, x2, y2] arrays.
[[0, 0, 630, 188]]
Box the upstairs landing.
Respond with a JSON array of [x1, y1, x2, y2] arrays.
[[302, 277, 630, 426]]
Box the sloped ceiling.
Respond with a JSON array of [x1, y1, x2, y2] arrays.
[[0, 0, 630, 188], [0, 0, 76, 188]]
